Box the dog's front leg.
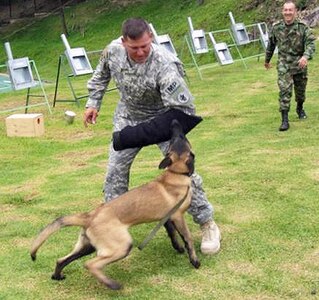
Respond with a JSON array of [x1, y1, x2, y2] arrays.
[[164, 220, 185, 253], [171, 216, 200, 269]]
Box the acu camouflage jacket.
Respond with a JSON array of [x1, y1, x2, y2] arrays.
[[86, 38, 195, 120], [265, 20, 316, 74]]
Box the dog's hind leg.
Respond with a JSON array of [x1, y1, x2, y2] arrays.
[[164, 220, 185, 253], [171, 216, 200, 269], [85, 229, 133, 290], [52, 229, 95, 280]]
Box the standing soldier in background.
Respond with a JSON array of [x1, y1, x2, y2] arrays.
[[265, 0, 315, 131], [83, 18, 221, 255]]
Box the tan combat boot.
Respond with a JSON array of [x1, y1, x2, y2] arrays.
[[200, 220, 221, 254]]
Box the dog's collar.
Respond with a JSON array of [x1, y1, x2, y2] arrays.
[[168, 169, 192, 177]]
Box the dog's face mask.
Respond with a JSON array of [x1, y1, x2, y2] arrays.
[[159, 120, 195, 176]]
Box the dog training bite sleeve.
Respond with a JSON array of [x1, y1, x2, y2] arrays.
[[112, 109, 202, 151]]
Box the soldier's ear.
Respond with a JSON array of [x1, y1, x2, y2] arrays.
[[149, 31, 153, 40]]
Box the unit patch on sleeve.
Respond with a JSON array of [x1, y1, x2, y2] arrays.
[[177, 92, 190, 103], [165, 81, 180, 95]]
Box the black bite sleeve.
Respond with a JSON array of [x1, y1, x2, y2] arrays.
[[112, 108, 202, 151]]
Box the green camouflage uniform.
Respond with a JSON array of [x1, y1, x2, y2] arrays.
[[86, 38, 213, 225], [265, 20, 315, 112]]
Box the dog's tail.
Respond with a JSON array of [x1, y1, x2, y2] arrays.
[[30, 213, 90, 261]]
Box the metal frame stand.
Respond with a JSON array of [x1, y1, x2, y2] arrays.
[[0, 60, 52, 114], [181, 29, 247, 80], [208, 32, 234, 66], [243, 23, 266, 62], [53, 52, 117, 107], [182, 35, 204, 80], [211, 28, 247, 67], [53, 54, 89, 107], [149, 23, 177, 56]]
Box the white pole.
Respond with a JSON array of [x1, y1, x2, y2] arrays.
[[4, 42, 13, 60], [187, 17, 194, 32], [61, 33, 71, 51], [228, 12, 236, 25]]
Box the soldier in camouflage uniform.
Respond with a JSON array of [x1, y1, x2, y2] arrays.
[[265, 0, 315, 131], [83, 18, 221, 254]]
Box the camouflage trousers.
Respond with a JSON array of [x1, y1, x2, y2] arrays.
[[103, 113, 214, 226], [277, 70, 308, 112]]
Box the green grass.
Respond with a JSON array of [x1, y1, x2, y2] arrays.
[[1, 0, 319, 299]]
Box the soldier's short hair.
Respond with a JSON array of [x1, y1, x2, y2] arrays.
[[284, 0, 296, 7], [122, 18, 151, 40]]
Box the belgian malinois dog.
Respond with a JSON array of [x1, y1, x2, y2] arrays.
[[30, 120, 200, 290]]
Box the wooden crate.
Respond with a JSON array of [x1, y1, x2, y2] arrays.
[[5, 113, 44, 137]]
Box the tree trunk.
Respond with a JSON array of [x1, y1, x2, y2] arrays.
[[9, 0, 12, 18], [59, 0, 69, 36]]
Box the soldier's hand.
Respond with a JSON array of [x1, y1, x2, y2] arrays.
[[298, 56, 308, 69], [264, 62, 271, 70], [84, 107, 98, 127]]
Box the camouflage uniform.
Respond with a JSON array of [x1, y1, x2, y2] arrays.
[[86, 38, 213, 225], [265, 20, 315, 112]]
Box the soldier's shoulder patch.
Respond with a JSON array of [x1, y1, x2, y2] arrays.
[[165, 81, 180, 95], [177, 91, 190, 104]]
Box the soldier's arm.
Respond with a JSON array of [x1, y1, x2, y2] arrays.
[[158, 63, 195, 115], [303, 26, 316, 60], [265, 25, 277, 64], [86, 49, 112, 111]]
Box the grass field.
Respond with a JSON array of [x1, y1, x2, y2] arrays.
[[1, 0, 319, 299], [1, 51, 319, 299]]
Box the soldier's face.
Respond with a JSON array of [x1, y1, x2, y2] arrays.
[[122, 32, 153, 63], [282, 3, 297, 25]]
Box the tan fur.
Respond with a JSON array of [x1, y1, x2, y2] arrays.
[[30, 121, 200, 290]]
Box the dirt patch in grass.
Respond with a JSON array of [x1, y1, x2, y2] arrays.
[[227, 261, 262, 276], [1, 148, 106, 202], [310, 168, 319, 182], [1, 204, 15, 213], [45, 128, 97, 142], [228, 205, 264, 224], [1, 177, 45, 202], [251, 81, 267, 89], [54, 147, 106, 173], [172, 277, 212, 298], [1, 207, 40, 223], [11, 236, 32, 248], [304, 247, 319, 267]]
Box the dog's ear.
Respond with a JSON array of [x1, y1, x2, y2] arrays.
[[159, 156, 173, 169], [186, 152, 195, 175]]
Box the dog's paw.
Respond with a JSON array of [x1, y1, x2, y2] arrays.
[[51, 273, 65, 281], [191, 259, 200, 269], [175, 245, 185, 254], [107, 280, 122, 290]]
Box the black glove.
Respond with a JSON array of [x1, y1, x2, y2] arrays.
[[112, 108, 202, 151]]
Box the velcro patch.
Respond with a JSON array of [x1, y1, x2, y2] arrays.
[[177, 91, 190, 103], [165, 81, 180, 95]]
